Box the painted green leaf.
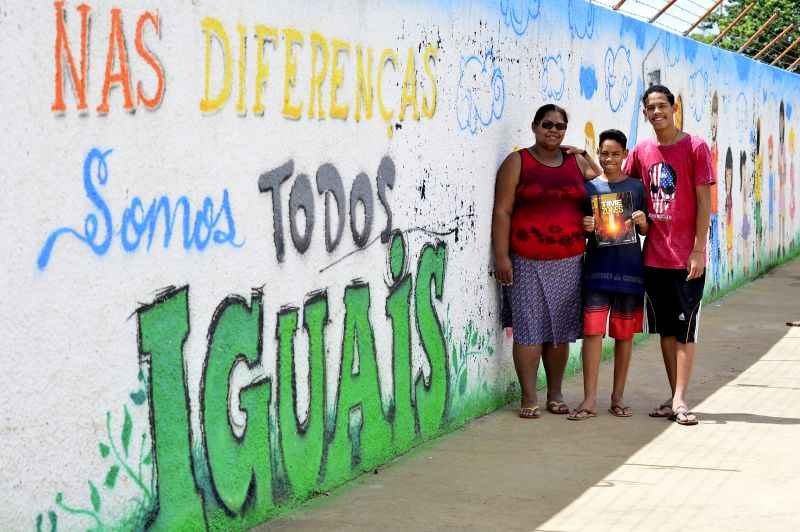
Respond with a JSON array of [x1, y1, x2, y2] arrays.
[[137, 369, 144, 382], [104, 465, 120, 488], [121, 406, 132, 457], [451, 345, 458, 367], [35, 513, 43, 532], [458, 371, 467, 395], [130, 389, 146, 405], [98, 443, 110, 458], [48, 511, 57, 531], [89, 481, 101, 512], [469, 330, 478, 346], [55, 493, 63, 504], [142, 451, 152, 465]]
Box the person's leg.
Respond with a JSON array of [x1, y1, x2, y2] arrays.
[[645, 267, 678, 417], [610, 339, 633, 414], [670, 273, 705, 424], [661, 335, 678, 394], [573, 335, 602, 414], [513, 342, 543, 412], [539, 255, 582, 413], [574, 289, 611, 415], [607, 292, 641, 417], [672, 341, 695, 413], [542, 342, 569, 412]]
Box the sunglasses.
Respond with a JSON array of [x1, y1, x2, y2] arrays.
[[539, 120, 568, 131]]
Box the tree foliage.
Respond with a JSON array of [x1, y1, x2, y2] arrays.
[[701, 0, 800, 63]]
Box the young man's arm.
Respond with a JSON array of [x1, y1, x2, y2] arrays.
[[688, 185, 711, 280], [688, 139, 714, 280]]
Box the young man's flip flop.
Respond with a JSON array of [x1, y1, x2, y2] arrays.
[[670, 405, 698, 425]]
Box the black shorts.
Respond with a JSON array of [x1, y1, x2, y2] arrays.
[[643, 267, 705, 343]]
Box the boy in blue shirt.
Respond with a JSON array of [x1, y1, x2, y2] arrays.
[[569, 129, 649, 420]]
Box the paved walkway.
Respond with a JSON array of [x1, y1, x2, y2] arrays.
[[259, 259, 800, 532]]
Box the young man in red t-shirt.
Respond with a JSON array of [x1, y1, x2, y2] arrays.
[[623, 85, 713, 426]]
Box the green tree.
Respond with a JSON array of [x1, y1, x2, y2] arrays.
[[701, 0, 800, 64]]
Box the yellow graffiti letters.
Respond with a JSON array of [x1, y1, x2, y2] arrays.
[[309, 32, 330, 120], [330, 39, 351, 120], [200, 17, 233, 113], [253, 25, 279, 116], [282, 28, 304, 120], [196, 18, 439, 134]]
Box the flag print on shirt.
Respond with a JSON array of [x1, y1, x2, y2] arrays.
[[648, 161, 677, 219]]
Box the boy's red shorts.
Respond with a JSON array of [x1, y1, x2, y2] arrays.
[[583, 289, 644, 340]]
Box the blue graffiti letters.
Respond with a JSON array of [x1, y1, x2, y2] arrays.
[[37, 149, 242, 270]]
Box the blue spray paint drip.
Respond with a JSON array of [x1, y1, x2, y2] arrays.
[[579, 65, 598, 100], [734, 54, 751, 82], [628, 78, 645, 148], [683, 38, 699, 62], [36, 149, 243, 271], [568, 0, 594, 39], [787, 102, 793, 121], [500, 0, 541, 36], [620, 16, 647, 50]]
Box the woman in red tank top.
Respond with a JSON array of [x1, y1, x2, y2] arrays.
[[492, 104, 601, 419]]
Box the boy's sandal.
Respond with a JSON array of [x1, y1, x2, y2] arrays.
[[648, 401, 674, 418], [546, 400, 570, 415], [608, 404, 633, 417], [567, 408, 597, 421], [669, 406, 699, 426], [519, 406, 541, 419]]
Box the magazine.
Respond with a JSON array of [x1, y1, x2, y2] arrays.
[[590, 191, 637, 247]]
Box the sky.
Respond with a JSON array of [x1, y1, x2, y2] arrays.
[[592, 0, 721, 36]]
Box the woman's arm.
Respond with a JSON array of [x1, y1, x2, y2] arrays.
[[492, 153, 521, 285]]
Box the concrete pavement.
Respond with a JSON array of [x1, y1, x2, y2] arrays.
[[258, 258, 800, 532]]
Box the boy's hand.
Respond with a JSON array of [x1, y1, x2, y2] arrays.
[[582, 216, 595, 232], [631, 210, 647, 227]]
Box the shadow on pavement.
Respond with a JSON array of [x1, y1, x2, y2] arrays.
[[259, 260, 800, 532]]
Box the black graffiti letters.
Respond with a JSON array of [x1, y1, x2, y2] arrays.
[[259, 157, 396, 261], [350, 173, 374, 248], [316, 164, 346, 252], [258, 160, 293, 262]]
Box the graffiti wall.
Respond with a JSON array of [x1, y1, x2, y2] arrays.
[[1, 0, 798, 529]]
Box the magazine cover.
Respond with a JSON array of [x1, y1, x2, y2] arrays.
[[591, 191, 637, 247]]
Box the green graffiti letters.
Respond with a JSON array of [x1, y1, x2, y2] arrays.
[[131, 238, 448, 530], [137, 287, 206, 531], [414, 242, 448, 436], [202, 291, 274, 528], [276, 294, 327, 501]]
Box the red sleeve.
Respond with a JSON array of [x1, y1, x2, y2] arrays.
[[692, 138, 715, 186], [622, 146, 639, 178]]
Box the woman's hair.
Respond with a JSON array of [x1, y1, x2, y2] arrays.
[[532, 104, 568, 127]]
